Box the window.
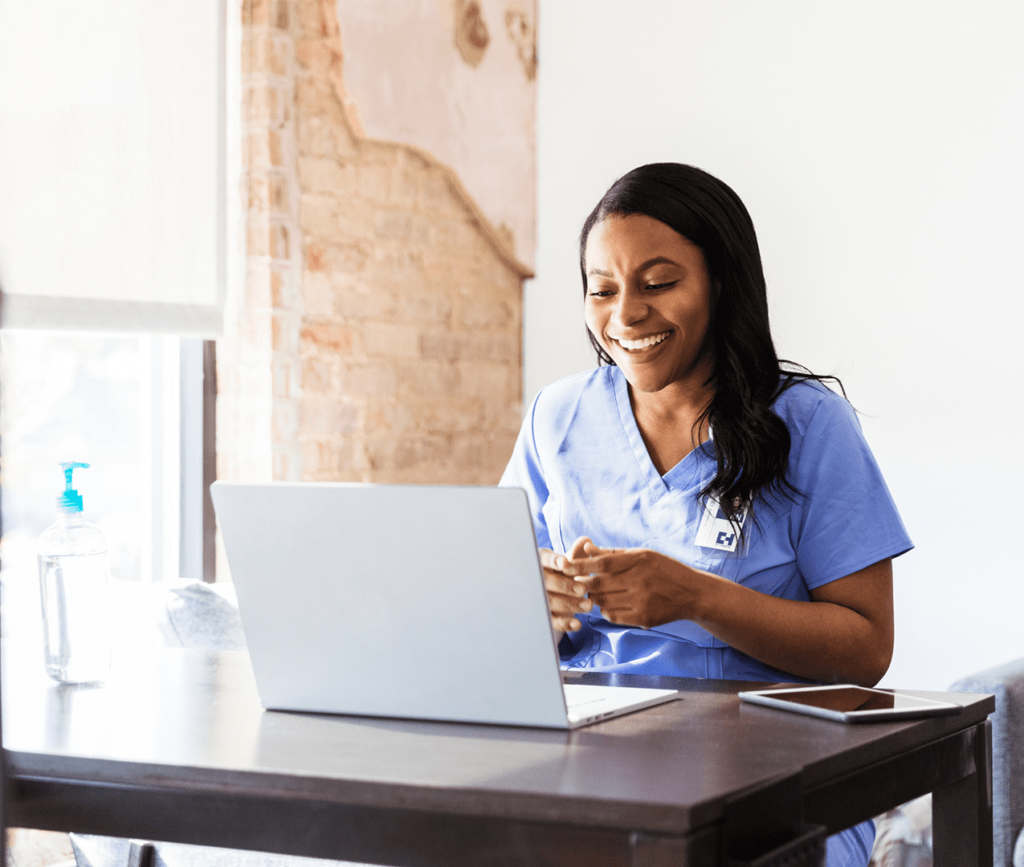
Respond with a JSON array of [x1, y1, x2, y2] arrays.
[[0, 331, 214, 639], [0, 1, 233, 651]]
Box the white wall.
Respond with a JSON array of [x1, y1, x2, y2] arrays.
[[530, 0, 1024, 690]]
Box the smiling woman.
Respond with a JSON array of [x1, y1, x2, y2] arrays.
[[499, 162, 914, 867]]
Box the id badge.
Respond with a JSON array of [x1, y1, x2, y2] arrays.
[[695, 496, 747, 554]]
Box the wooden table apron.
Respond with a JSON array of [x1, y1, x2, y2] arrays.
[[2, 645, 994, 867]]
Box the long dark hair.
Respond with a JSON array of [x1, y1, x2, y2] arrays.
[[580, 163, 842, 524]]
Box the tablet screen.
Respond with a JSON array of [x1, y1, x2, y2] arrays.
[[766, 686, 935, 713]]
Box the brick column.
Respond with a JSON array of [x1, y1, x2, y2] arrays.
[[221, 0, 305, 484]]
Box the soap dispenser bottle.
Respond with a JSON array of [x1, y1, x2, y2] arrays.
[[37, 461, 111, 684]]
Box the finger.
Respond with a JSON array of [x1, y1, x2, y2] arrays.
[[582, 539, 614, 556], [548, 590, 593, 616], [561, 552, 632, 577], [538, 548, 569, 573], [600, 604, 641, 627], [568, 536, 592, 558], [544, 568, 593, 622], [552, 614, 582, 632], [544, 569, 588, 599], [579, 572, 633, 596]]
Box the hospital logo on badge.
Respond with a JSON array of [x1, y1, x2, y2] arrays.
[[695, 497, 748, 553]]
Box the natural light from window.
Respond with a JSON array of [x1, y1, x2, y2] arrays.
[[0, 331, 201, 644]]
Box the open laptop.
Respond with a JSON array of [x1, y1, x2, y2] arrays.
[[211, 482, 679, 729]]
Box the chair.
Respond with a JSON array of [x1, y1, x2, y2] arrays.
[[2, 633, 8, 867], [949, 657, 1024, 867], [874, 657, 1024, 867]]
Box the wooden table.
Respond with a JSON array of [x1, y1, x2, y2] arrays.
[[1, 644, 994, 866]]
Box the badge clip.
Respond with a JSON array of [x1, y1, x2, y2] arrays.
[[695, 496, 748, 554]]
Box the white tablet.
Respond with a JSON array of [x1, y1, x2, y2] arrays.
[[738, 684, 963, 723]]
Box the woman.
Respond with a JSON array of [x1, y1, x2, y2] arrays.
[[500, 163, 912, 867]]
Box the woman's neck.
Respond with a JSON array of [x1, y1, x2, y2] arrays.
[[629, 378, 715, 476]]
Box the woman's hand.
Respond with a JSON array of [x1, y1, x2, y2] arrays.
[[538, 537, 595, 633], [560, 542, 717, 629], [564, 540, 895, 686]]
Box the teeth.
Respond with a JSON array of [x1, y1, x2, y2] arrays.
[[616, 332, 669, 351]]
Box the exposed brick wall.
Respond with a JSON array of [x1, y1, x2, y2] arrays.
[[220, 0, 529, 493]]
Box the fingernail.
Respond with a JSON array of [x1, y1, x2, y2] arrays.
[[569, 619, 580, 631], [555, 556, 566, 569], [580, 599, 593, 611]]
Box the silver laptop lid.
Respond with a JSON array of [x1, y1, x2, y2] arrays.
[[211, 482, 571, 728]]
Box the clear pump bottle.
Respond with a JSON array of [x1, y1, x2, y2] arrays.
[[37, 462, 111, 684]]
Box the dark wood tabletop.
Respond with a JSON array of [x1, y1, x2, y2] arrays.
[[2, 643, 995, 866]]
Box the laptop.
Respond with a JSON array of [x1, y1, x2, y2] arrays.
[[211, 482, 679, 729]]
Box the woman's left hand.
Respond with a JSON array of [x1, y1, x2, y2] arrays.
[[560, 541, 717, 629]]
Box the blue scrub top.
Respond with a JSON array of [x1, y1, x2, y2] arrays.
[[500, 366, 913, 683]]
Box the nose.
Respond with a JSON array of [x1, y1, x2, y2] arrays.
[[611, 287, 649, 327]]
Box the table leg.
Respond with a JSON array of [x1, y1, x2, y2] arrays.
[[932, 719, 993, 867], [721, 772, 824, 867]]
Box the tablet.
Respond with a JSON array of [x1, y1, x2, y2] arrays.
[[738, 684, 963, 723]]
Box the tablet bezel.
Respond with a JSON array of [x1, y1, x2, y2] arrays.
[[737, 684, 963, 723]]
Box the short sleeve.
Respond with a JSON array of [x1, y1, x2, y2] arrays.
[[499, 393, 553, 550], [786, 389, 913, 589]]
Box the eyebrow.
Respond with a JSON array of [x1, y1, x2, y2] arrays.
[[587, 256, 681, 278]]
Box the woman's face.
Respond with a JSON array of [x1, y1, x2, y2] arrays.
[[584, 213, 714, 396]]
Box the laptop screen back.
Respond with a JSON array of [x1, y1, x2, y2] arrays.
[[212, 482, 571, 727]]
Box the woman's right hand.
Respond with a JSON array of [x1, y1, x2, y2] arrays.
[[539, 537, 594, 633]]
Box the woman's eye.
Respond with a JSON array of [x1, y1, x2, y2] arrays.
[[588, 288, 615, 297], [645, 281, 676, 292]]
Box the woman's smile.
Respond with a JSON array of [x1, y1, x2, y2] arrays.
[[611, 330, 671, 352]]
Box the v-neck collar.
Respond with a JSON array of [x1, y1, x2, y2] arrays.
[[610, 367, 710, 499]]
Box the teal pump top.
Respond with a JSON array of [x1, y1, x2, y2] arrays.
[[57, 461, 90, 513]]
